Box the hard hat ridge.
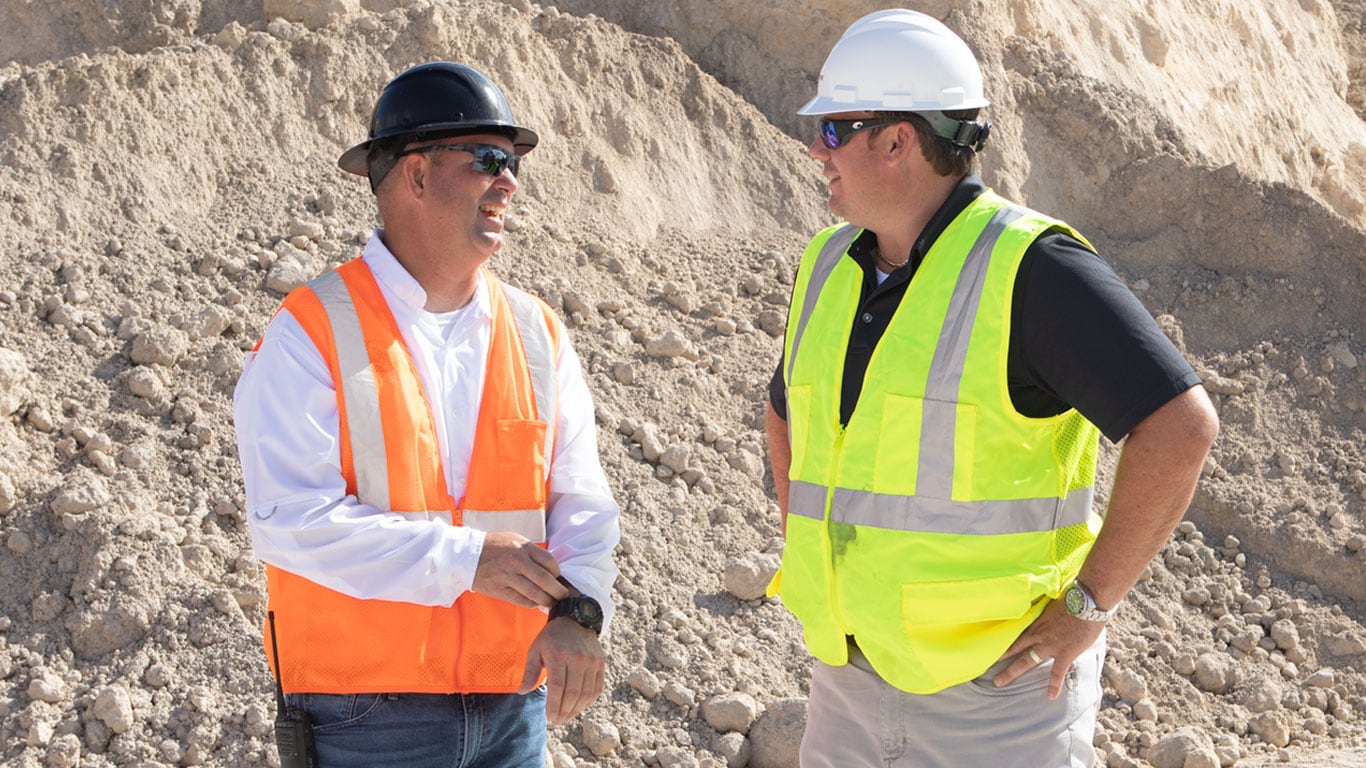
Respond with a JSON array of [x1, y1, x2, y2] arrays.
[[800, 9, 990, 143], [338, 61, 539, 189]]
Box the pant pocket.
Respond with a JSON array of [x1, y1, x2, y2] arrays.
[[290, 693, 386, 732], [963, 655, 1053, 697]]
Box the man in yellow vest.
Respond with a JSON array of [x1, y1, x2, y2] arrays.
[[765, 11, 1219, 766], [234, 62, 620, 767]]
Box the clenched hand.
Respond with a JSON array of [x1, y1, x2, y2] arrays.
[[471, 531, 568, 609]]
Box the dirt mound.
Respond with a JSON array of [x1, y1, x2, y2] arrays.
[[545, 0, 1366, 228], [0, 1, 1362, 767]]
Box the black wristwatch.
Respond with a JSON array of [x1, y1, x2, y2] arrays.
[[549, 595, 603, 636]]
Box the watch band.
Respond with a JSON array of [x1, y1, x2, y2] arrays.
[[1065, 580, 1117, 622], [550, 594, 604, 636]]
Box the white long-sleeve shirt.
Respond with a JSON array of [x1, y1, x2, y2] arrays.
[[233, 233, 620, 631]]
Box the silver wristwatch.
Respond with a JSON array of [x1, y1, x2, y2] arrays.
[[1063, 580, 1117, 623]]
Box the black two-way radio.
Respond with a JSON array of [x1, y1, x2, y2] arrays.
[[268, 611, 319, 768]]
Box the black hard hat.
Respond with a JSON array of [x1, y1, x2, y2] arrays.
[[337, 61, 539, 182]]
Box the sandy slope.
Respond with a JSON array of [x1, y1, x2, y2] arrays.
[[0, 1, 1362, 766]]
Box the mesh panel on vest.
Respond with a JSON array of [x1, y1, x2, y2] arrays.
[[416, 658, 453, 688], [1052, 415, 1097, 494], [1054, 522, 1093, 573], [466, 653, 520, 688], [1051, 416, 1097, 571]]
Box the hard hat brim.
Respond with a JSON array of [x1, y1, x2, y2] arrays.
[[337, 124, 539, 177]]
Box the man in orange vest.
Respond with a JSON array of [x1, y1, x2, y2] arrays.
[[234, 62, 620, 767]]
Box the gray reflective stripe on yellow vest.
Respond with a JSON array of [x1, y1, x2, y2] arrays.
[[786, 206, 1077, 537], [917, 207, 1023, 499], [787, 480, 1093, 534], [786, 224, 860, 385], [309, 271, 557, 533]]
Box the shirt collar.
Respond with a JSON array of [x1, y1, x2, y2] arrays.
[[360, 230, 491, 320], [849, 173, 988, 283], [914, 173, 987, 258]]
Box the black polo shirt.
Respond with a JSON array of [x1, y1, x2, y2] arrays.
[[768, 175, 1200, 443]]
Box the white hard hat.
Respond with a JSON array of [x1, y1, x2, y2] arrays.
[[798, 9, 989, 116]]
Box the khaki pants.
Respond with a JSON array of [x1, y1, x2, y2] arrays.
[[800, 633, 1104, 768]]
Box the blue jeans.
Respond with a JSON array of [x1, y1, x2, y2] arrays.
[[284, 688, 547, 768]]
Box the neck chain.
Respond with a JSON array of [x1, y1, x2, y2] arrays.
[[875, 249, 909, 271]]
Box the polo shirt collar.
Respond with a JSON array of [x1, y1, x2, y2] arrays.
[[850, 174, 989, 283], [360, 230, 491, 319], [914, 174, 988, 260]]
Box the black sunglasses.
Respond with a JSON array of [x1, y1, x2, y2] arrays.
[[394, 143, 521, 177], [818, 118, 903, 149]]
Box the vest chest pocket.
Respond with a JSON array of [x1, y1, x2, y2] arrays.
[[492, 418, 548, 510], [870, 393, 924, 496], [872, 395, 976, 500]]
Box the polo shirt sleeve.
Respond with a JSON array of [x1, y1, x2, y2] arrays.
[[1009, 232, 1203, 443], [768, 357, 788, 420]]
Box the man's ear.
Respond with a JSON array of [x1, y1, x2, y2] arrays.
[[398, 154, 428, 198], [886, 121, 919, 162]]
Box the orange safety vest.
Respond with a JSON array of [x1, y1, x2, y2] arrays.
[[260, 258, 561, 694]]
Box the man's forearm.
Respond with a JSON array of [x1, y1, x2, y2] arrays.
[[765, 402, 792, 529], [1079, 385, 1219, 609]]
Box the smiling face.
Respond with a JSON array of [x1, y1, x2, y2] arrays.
[[418, 133, 520, 261], [807, 112, 890, 227]]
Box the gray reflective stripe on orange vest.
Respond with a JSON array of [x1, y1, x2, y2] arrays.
[[786, 224, 860, 385], [309, 271, 557, 523], [394, 510, 456, 521], [916, 207, 1023, 499], [788, 481, 1094, 535], [502, 283, 557, 475], [462, 508, 547, 542], [308, 270, 394, 510]]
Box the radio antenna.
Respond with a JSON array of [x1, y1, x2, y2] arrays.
[[267, 611, 288, 714]]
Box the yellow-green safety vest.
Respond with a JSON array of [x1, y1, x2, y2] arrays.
[[774, 190, 1102, 694]]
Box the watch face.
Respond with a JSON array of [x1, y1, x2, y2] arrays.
[[583, 601, 603, 623], [1064, 584, 1085, 615], [556, 596, 603, 634]]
